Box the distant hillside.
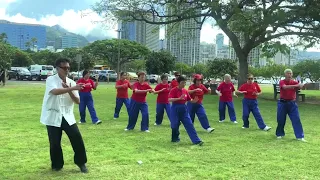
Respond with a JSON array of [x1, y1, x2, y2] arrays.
[[296, 51, 320, 61], [46, 25, 89, 47]]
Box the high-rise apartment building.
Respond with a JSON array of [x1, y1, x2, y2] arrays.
[[200, 42, 216, 63], [165, 6, 201, 66], [61, 35, 78, 49], [119, 20, 160, 51], [216, 33, 224, 50], [0, 20, 46, 50]]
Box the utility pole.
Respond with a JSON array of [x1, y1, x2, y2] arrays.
[[116, 28, 123, 80]]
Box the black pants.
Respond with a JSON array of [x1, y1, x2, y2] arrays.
[[46, 117, 87, 169]]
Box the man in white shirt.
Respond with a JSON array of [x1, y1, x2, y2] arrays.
[[40, 58, 88, 173]]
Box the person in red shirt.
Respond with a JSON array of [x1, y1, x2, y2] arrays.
[[125, 72, 153, 132], [77, 70, 101, 125], [169, 75, 203, 145], [216, 74, 237, 123], [275, 69, 305, 141], [170, 72, 180, 89], [237, 74, 271, 131], [187, 74, 215, 133], [153, 74, 170, 126], [114, 72, 132, 119]]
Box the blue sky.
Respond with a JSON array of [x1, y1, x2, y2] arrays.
[[0, 0, 318, 51]]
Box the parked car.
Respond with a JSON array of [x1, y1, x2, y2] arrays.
[[7, 70, 16, 80], [167, 74, 175, 83], [69, 71, 83, 80], [127, 72, 138, 81], [89, 70, 100, 80], [99, 70, 117, 81], [29, 65, 54, 81], [148, 74, 159, 84], [16, 68, 32, 80]]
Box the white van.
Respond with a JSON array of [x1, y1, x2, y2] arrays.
[[28, 65, 55, 81]]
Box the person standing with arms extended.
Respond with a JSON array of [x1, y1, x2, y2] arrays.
[[237, 74, 271, 131], [153, 74, 170, 126], [216, 74, 238, 123], [170, 72, 180, 89], [125, 72, 153, 132], [187, 74, 215, 133], [77, 70, 101, 125], [40, 58, 88, 173], [114, 72, 132, 119], [276, 69, 305, 141], [169, 75, 203, 145]]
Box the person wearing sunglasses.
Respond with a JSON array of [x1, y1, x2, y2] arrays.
[[125, 72, 154, 132], [237, 74, 271, 131], [216, 74, 238, 123], [77, 70, 101, 125], [170, 72, 180, 89], [40, 58, 88, 173], [153, 74, 170, 126], [187, 74, 215, 133]]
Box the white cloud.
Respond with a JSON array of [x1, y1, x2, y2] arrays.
[[0, 7, 118, 39]]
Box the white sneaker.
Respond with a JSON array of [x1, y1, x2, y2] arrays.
[[233, 121, 238, 124], [95, 120, 102, 125], [263, 126, 271, 131], [79, 121, 86, 124], [297, 138, 307, 142], [277, 136, 283, 139], [219, 120, 225, 123], [144, 130, 150, 133], [242, 126, 249, 129], [206, 127, 215, 133], [124, 128, 129, 131], [154, 123, 159, 126], [114, 118, 118, 120]]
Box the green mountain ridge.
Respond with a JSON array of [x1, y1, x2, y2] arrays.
[[46, 25, 89, 48]]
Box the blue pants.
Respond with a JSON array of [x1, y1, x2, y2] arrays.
[[170, 104, 202, 144], [219, 101, 236, 121], [126, 99, 149, 131], [276, 100, 304, 138], [155, 103, 170, 125], [187, 102, 210, 129], [114, 98, 130, 118], [79, 92, 99, 123], [242, 98, 266, 129]]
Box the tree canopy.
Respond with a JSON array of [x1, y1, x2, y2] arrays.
[[145, 50, 175, 74], [93, 0, 320, 86], [206, 59, 238, 79]]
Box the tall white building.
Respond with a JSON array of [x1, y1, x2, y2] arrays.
[[166, 7, 201, 65], [217, 45, 230, 59], [200, 42, 216, 63], [119, 20, 160, 51]]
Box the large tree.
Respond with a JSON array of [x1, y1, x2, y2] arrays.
[[207, 59, 238, 79], [0, 42, 12, 69], [145, 50, 175, 74], [292, 60, 320, 82], [93, 0, 320, 86], [60, 48, 96, 71], [84, 39, 150, 73]]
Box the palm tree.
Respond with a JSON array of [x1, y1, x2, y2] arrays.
[[25, 41, 32, 49], [0, 33, 8, 43], [31, 37, 37, 49]]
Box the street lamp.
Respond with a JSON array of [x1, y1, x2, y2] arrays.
[[116, 28, 124, 80]]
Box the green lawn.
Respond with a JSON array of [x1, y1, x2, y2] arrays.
[[1, 82, 320, 179]]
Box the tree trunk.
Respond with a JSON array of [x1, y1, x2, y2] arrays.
[[238, 55, 249, 89]]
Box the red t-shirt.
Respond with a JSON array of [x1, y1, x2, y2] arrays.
[[217, 82, 235, 102], [188, 84, 209, 104], [77, 78, 95, 93], [170, 80, 179, 89], [131, 82, 152, 103], [169, 87, 191, 104], [239, 83, 261, 99], [279, 79, 299, 100], [155, 83, 170, 104], [116, 79, 131, 98]]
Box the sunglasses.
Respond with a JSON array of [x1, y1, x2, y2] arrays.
[[248, 78, 253, 80], [59, 66, 70, 71]]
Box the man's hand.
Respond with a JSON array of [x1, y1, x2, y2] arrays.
[[217, 92, 222, 96], [63, 82, 84, 90], [239, 91, 247, 94], [196, 88, 202, 92], [298, 84, 305, 88], [191, 96, 199, 103], [179, 94, 185, 100], [148, 89, 154, 93], [252, 92, 260, 96], [233, 94, 238, 98]]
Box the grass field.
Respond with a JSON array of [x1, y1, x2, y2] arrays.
[[1, 82, 320, 179]]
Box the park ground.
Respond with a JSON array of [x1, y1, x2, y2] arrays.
[[0, 82, 320, 179]]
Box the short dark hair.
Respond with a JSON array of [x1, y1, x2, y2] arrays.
[[177, 75, 187, 83], [120, 72, 126, 76], [82, 70, 89, 77], [55, 58, 70, 67], [161, 74, 168, 80], [193, 78, 203, 84]]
